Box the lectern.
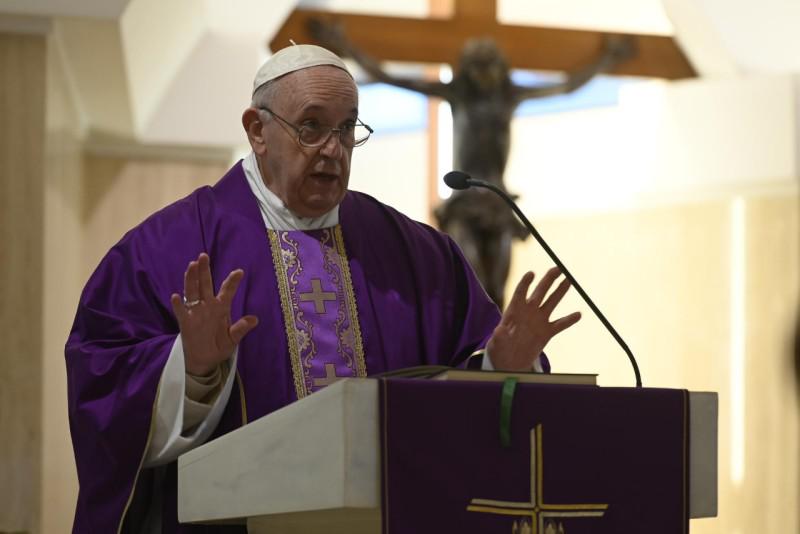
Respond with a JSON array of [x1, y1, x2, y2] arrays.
[[178, 378, 717, 533]]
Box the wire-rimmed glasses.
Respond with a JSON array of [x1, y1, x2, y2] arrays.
[[258, 106, 373, 148]]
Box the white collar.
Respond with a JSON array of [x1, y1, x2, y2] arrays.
[[242, 151, 340, 231]]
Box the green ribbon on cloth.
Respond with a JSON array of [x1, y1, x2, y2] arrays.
[[499, 377, 518, 447]]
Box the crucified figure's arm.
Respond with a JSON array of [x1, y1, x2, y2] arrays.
[[511, 35, 636, 103], [308, 18, 455, 101]]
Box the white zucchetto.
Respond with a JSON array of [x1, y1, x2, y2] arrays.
[[252, 44, 352, 95]]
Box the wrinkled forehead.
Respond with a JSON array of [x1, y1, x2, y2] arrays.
[[273, 66, 359, 112]]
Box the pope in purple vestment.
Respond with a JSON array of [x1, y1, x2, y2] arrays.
[[66, 161, 501, 532], [66, 43, 578, 534]]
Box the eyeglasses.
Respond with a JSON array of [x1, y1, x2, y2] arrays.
[[258, 106, 373, 148]]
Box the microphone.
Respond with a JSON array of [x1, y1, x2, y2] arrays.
[[443, 171, 642, 388], [443, 171, 471, 190]]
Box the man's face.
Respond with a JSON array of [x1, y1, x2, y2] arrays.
[[257, 66, 358, 218]]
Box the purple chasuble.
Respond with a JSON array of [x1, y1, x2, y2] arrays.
[[66, 161, 500, 533]]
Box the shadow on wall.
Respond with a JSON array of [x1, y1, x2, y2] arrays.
[[795, 301, 800, 534], [794, 297, 800, 405]]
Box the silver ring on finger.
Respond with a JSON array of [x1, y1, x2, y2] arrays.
[[183, 296, 201, 308]]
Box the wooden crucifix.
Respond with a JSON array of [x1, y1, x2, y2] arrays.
[[271, 1, 695, 308], [270, 1, 694, 79]]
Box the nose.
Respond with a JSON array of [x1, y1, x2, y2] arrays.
[[318, 130, 344, 158]]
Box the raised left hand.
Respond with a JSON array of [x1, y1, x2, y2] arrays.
[[170, 253, 258, 376], [486, 267, 581, 371]]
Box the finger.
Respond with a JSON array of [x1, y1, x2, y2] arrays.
[[218, 269, 244, 305], [229, 315, 259, 345], [528, 266, 562, 307], [541, 277, 572, 316], [184, 261, 200, 302], [170, 293, 188, 323], [197, 253, 214, 301], [550, 311, 582, 336], [507, 271, 535, 311]]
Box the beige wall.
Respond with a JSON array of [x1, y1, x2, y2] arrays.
[[0, 32, 46, 534], [81, 155, 228, 274], [349, 130, 430, 225], [40, 153, 228, 533], [0, 27, 232, 533], [40, 28, 85, 534], [508, 190, 799, 533], [499, 73, 800, 533]]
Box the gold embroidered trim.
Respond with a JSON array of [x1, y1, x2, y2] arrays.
[[236, 370, 248, 424], [470, 499, 538, 509], [465, 506, 534, 517], [282, 231, 317, 392], [541, 504, 608, 511], [117, 379, 161, 534], [469, 500, 607, 512], [320, 230, 355, 371], [333, 225, 367, 377], [268, 229, 307, 399], [537, 422, 544, 505], [382, 379, 391, 533]]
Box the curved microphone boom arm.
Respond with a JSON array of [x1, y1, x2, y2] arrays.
[[444, 171, 643, 388]]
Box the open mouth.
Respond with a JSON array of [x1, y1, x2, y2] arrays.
[[309, 172, 338, 182]]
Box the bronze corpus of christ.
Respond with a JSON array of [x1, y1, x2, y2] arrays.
[[310, 19, 634, 307]]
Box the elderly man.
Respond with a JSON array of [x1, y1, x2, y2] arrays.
[[66, 45, 580, 533]]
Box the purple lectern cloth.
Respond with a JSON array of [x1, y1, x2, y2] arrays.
[[380, 379, 689, 534], [65, 161, 500, 533]]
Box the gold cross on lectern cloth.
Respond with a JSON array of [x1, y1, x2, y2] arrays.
[[467, 424, 608, 534]]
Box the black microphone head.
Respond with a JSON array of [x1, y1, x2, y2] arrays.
[[443, 171, 471, 190]]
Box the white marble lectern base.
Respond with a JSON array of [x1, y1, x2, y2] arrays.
[[178, 379, 717, 534], [247, 508, 379, 534]]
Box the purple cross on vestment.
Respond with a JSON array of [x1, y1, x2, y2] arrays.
[[268, 226, 368, 397]]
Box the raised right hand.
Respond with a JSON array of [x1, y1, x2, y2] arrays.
[[170, 253, 259, 376], [486, 267, 581, 371]]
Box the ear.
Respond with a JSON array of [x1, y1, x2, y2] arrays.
[[242, 108, 268, 156]]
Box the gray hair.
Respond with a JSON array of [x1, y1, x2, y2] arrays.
[[251, 78, 283, 109]]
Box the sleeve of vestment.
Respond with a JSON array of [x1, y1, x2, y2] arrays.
[[64, 188, 232, 532], [143, 335, 239, 467], [481, 350, 547, 372]]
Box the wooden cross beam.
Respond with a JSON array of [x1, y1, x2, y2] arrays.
[[270, 0, 695, 80]]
